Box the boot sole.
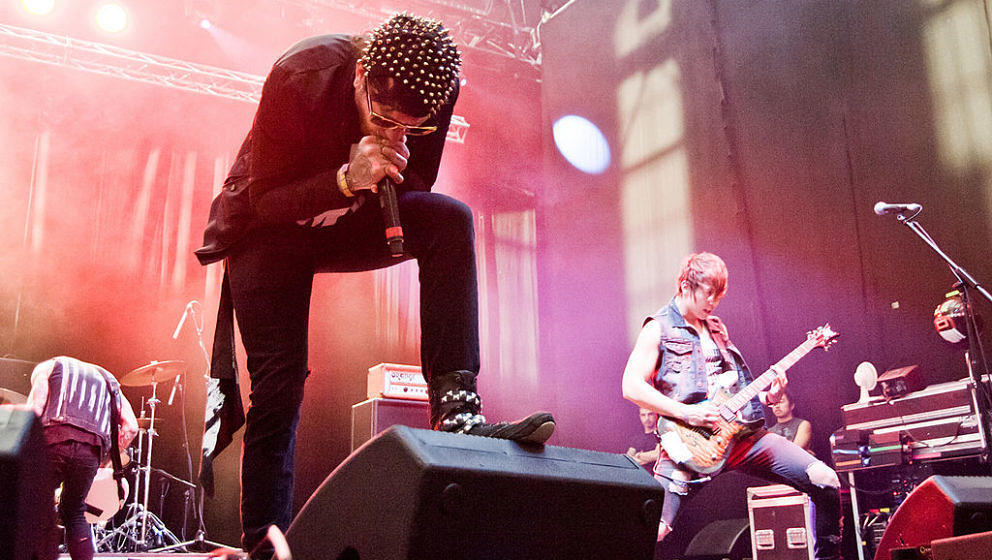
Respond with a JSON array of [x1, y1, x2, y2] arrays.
[[519, 420, 555, 444]]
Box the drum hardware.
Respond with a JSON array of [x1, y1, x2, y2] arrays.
[[95, 360, 188, 552]]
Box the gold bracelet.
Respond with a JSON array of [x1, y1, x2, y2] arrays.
[[337, 164, 354, 198]]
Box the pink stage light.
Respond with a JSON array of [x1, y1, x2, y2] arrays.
[[94, 2, 128, 33], [21, 0, 56, 16], [199, 18, 212, 30]]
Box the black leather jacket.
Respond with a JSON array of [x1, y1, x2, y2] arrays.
[[195, 34, 457, 265]]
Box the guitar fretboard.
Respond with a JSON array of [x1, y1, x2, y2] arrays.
[[721, 337, 820, 415]]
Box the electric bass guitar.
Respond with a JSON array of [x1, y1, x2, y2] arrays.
[[656, 324, 838, 475]]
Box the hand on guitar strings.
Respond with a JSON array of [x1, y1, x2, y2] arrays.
[[682, 402, 721, 429]]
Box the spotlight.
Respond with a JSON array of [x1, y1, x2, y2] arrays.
[[552, 115, 611, 174], [199, 18, 212, 29], [21, 0, 56, 16], [95, 2, 128, 33]]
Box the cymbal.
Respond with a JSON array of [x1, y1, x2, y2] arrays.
[[0, 388, 27, 405], [121, 360, 186, 387]]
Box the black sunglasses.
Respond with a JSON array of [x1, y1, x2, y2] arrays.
[[364, 77, 437, 136]]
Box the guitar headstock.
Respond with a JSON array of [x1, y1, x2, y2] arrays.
[[807, 323, 839, 350]]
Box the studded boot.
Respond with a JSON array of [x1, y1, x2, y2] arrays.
[[429, 370, 556, 444]]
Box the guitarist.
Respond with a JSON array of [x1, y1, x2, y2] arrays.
[[28, 356, 139, 560], [621, 253, 841, 560]]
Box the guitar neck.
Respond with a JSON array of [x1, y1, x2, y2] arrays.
[[722, 338, 819, 414]]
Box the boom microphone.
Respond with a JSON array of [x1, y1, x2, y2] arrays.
[[874, 201, 922, 216], [172, 301, 194, 340], [379, 177, 405, 257]]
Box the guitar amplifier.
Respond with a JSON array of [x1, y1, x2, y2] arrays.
[[747, 484, 814, 560], [366, 363, 428, 401], [351, 398, 428, 451]]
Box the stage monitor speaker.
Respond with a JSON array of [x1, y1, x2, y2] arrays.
[[0, 406, 49, 560], [931, 530, 992, 560], [286, 425, 663, 560], [684, 518, 751, 560], [873, 475, 992, 560]]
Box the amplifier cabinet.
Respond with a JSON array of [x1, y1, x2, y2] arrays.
[[350, 398, 428, 451], [366, 362, 428, 401], [747, 484, 814, 560]]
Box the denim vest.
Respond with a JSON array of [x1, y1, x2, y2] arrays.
[[648, 300, 765, 423], [40, 357, 119, 451]]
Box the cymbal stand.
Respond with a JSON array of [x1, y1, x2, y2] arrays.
[[139, 380, 161, 545], [94, 383, 183, 552]]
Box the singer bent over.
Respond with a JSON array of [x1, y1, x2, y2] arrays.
[[194, 13, 555, 557]]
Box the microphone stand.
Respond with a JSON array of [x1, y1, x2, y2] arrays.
[[894, 211, 992, 471], [157, 301, 230, 552]]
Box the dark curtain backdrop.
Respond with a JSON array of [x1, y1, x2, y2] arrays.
[[540, 1, 992, 557]]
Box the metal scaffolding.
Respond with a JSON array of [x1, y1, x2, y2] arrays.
[[273, 0, 542, 71], [0, 22, 469, 143]]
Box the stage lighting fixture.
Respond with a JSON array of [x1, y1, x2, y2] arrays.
[[199, 18, 212, 29], [94, 2, 128, 33], [21, 0, 56, 16], [552, 115, 611, 174]]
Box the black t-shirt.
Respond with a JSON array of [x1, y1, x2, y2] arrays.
[[769, 416, 806, 442], [629, 431, 658, 454]]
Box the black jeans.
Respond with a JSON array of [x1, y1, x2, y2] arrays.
[[44, 439, 101, 560], [226, 190, 480, 552]]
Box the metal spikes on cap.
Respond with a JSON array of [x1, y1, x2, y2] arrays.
[[359, 13, 462, 114]]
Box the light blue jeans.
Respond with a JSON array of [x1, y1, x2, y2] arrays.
[[655, 430, 841, 560]]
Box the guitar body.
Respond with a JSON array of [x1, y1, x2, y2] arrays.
[[654, 324, 838, 475], [84, 467, 128, 524], [657, 389, 762, 474]]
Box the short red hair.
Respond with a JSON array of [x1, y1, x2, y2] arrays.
[[676, 252, 728, 298]]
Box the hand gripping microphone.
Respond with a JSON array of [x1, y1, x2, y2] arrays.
[[379, 178, 405, 257]]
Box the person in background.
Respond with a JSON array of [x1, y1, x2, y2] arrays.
[[626, 407, 660, 470], [28, 356, 138, 560], [768, 390, 813, 453]]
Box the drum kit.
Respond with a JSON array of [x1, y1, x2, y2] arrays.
[[90, 359, 198, 553], [0, 359, 202, 552]]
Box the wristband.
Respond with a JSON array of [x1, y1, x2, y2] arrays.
[[337, 163, 354, 198]]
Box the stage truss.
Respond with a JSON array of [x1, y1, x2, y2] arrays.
[[0, 22, 469, 144]]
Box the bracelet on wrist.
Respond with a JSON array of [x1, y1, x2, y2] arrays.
[[337, 163, 354, 198]]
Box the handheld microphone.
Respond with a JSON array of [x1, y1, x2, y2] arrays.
[[171, 302, 193, 340], [379, 177, 405, 257], [874, 201, 922, 216]]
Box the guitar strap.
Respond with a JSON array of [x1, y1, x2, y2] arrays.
[[99, 371, 126, 501], [704, 316, 737, 373]]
